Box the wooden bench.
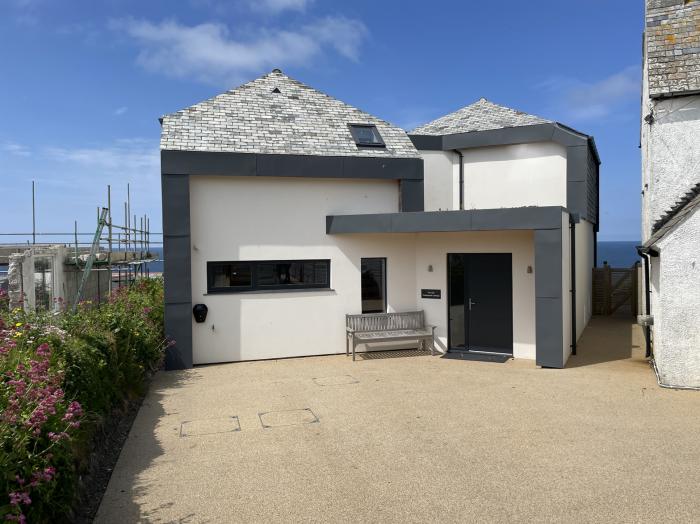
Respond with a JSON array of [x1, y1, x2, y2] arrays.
[[345, 311, 436, 361]]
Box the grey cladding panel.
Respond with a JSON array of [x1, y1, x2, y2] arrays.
[[440, 124, 555, 150], [566, 146, 588, 182], [344, 157, 423, 180], [161, 175, 190, 236], [534, 225, 565, 369], [164, 303, 193, 370], [257, 154, 343, 178], [535, 297, 564, 368], [326, 214, 393, 234], [161, 151, 423, 181], [326, 207, 564, 235], [400, 179, 424, 212], [534, 228, 562, 299], [162, 151, 257, 176], [586, 151, 598, 225], [163, 235, 192, 304]]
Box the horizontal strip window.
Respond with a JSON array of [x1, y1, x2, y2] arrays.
[[207, 259, 330, 293]]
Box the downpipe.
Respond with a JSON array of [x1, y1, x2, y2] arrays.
[[569, 215, 576, 356], [636, 246, 654, 358], [453, 150, 464, 210]]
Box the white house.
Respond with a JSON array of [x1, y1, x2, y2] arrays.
[[160, 69, 600, 370], [640, 0, 700, 388]]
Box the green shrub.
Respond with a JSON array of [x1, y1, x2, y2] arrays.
[[0, 278, 166, 522]]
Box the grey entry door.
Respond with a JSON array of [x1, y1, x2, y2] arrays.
[[448, 253, 513, 354]]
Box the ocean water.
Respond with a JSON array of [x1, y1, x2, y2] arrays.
[[596, 241, 640, 268]]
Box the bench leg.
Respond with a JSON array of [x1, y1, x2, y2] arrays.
[[346, 334, 349, 357], [352, 340, 356, 361], [430, 336, 435, 356]]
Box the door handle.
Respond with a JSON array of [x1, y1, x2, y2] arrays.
[[468, 298, 476, 310]]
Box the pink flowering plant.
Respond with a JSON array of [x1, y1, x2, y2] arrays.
[[0, 334, 81, 521], [0, 278, 165, 522]]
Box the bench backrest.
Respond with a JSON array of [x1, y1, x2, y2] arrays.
[[346, 311, 425, 332]]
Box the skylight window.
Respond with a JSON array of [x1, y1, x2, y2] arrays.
[[349, 124, 385, 148]]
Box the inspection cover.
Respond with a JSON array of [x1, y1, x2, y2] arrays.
[[180, 416, 241, 437], [313, 375, 359, 386], [259, 408, 319, 428]]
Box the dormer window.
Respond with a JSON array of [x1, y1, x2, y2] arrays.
[[349, 124, 385, 148]]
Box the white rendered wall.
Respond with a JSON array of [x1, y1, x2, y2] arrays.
[[575, 219, 594, 341], [641, 94, 700, 241], [462, 142, 567, 210], [561, 211, 572, 366], [189, 176, 417, 364], [414, 231, 536, 360], [189, 175, 546, 364], [419, 142, 567, 212], [652, 207, 700, 388], [422, 150, 458, 211]]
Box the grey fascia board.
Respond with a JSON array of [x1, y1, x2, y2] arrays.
[[326, 207, 564, 235], [161, 150, 423, 180], [408, 122, 594, 158], [408, 122, 599, 226], [407, 134, 443, 151]]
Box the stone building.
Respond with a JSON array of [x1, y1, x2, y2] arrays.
[[640, 0, 700, 387]]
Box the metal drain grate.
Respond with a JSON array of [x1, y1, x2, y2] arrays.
[[313, 375, 359, 386], [180, 416, 241, 437], [258, 408, 319, 428]]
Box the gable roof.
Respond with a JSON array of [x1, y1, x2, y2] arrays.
[[160, 69, 419, 158], [410, 98, 552, 136], [645, 0, 700, 98], [645, 180, 700, 247]]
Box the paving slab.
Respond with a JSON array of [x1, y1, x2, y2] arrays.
[[96, 317, 700, 523]]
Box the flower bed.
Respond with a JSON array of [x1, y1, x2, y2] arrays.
[[0, 278, 167, 522]]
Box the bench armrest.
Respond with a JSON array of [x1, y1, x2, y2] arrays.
[[346, 327, 355, 334]]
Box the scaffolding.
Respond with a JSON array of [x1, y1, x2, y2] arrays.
[[0, 182, 162, 311]]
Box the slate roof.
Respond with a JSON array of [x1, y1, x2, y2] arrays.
[[645, 180, 700, 246], [645, 0, 700, 98], [410, 98, 552, 136], [160, 69, 419, 158]]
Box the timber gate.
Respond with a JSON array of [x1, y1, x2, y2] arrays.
[[593, 264, 640, 316]]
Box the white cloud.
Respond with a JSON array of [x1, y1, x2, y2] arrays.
[[45, 139, 159, 173], [247, 0, 313, 14], [114, 106, 128, 116], [111, 16, 368, 85], [538, 66, 640, 121], [1, 142, 31, 157]]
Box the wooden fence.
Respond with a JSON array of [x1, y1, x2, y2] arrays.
[[593, 264, 640, 316]]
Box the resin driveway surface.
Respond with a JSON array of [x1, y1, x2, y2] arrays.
[[96, 318, 700, 523]]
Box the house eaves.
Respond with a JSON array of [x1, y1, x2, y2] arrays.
[[644, 181, 700, 248]]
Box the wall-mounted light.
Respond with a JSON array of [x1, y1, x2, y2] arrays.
[[527, 265, 533, 274], [428, 265, 433, 272]]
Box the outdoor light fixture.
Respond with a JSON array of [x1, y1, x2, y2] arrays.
[[193, 303, 208, 323]]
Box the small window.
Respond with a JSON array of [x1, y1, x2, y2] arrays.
[[349, 124, 385, 148], [207, 262, 252, 292], [207, 259, 330, 293], [361, 258, 386, 313]]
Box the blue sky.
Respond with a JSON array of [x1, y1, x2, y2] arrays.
[[0, 0, 643, 243]]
